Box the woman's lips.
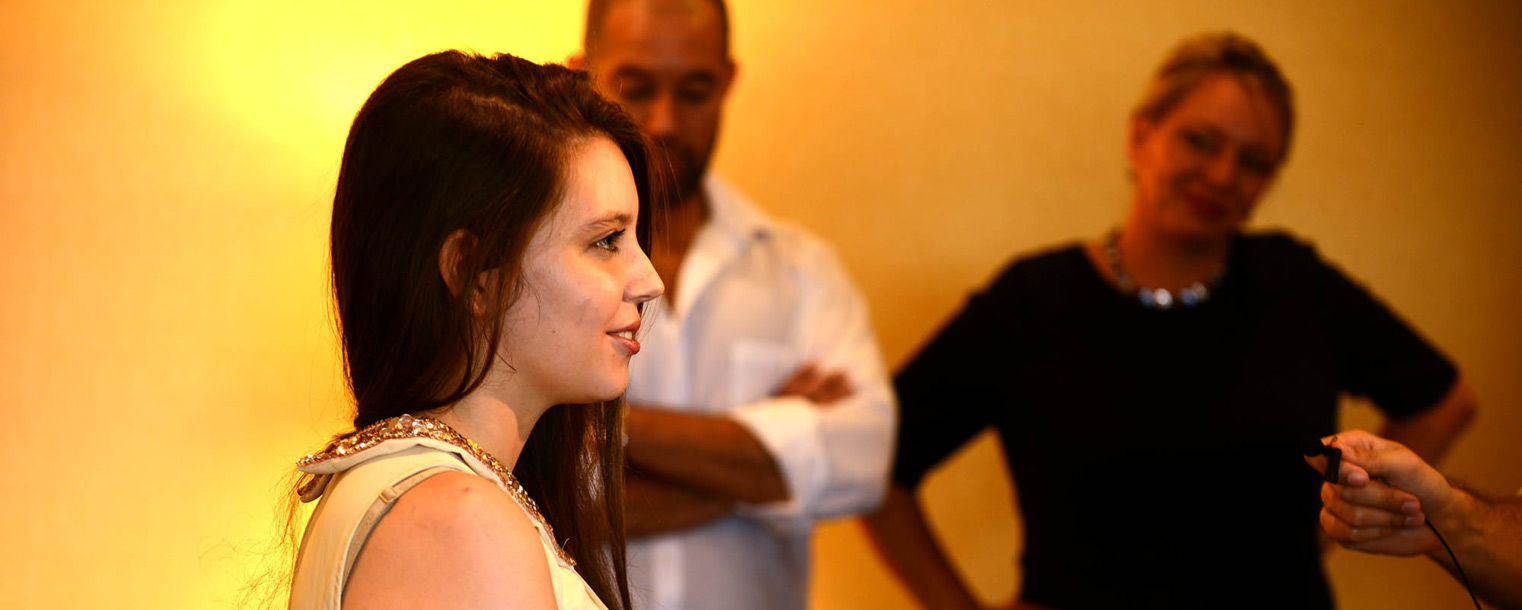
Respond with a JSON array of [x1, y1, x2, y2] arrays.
[[1183, 195, 1228, 221], [609, 330, 641, 355]]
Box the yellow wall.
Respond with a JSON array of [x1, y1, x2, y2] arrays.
[[3, 1, 1519, 609]]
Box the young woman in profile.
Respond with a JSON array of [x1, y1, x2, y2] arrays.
[[286, 51, 662, 610]]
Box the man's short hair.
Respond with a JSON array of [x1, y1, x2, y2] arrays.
[[583, 0, 731, 58]]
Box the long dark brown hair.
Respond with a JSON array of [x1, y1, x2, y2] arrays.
[[327, 50, 655, 609]]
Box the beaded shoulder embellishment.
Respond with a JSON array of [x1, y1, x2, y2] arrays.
[[296, 414, 576, 567]]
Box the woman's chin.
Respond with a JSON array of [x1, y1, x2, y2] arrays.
[[1164, 214, 1244, 244], [557, 364, 631, 405], [561, 385, 628, 406]]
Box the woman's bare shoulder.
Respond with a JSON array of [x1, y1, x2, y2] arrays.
[[342, 470, 556, 609]]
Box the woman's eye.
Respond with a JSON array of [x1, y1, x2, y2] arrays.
[[594, 229, 626, 252], [1239, 153, 1277, 176], [1181, 129, 1218, 154]]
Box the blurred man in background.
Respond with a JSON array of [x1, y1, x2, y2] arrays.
[[573, 1, 897, 608]]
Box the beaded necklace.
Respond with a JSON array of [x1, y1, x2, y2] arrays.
[[297, 413, 575, 566], [1104, 230, 1225, 310]]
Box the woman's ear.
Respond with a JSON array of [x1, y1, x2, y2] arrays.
[[1125, 116, 1153, 171], [439, 229, 478, 299], [441, 229, 494, 316]]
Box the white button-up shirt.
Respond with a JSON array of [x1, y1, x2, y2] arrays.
[[625, 175, 897, 610]]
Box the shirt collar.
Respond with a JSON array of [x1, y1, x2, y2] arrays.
[[654, 174, 775, 319], [702, 174, 775, 244]]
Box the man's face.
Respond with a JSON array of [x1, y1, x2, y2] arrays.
[[583, 0, 734, 201]]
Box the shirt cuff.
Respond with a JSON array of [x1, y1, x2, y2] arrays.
[[728, 395, 827, 533]]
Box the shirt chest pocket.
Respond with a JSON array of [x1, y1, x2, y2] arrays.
[[729, 340, 795, 408]]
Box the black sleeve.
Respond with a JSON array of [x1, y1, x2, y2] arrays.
[[1306, 242, 1459, 417], [891, 265, 1025, 488]]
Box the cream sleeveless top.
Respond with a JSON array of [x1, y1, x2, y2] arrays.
[[288, 415, 609, 610]]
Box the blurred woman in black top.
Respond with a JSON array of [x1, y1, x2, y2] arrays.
[[863, 32, 1476, 609]]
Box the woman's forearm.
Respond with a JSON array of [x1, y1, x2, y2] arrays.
[[1379, 377, 1477, 464], [861, 484, 983, 610]]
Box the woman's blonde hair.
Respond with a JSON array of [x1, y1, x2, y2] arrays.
[[1133, 31, 1296, 160]]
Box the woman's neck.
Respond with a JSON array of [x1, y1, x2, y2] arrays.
[[427, 383, 549, 471], [1114, 213, 1231, 290]]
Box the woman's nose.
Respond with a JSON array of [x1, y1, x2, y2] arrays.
[[1203, 149, 1240, 187], [626, 249, 664, 304]]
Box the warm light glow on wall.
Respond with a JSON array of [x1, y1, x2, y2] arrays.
[[0, 2, 587, 608], [187, 1, 580, 171]]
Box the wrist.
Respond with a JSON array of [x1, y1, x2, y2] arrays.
[[1425, 486, 1485, 561]]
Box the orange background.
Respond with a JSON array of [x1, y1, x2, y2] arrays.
[[3, 1, 1520, 608]]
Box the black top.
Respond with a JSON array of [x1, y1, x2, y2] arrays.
[[892, 232, 1457, 609]]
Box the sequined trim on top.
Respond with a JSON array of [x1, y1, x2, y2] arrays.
[[296, 414, 576, 567]]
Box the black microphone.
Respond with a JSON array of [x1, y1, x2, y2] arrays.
[[1301, 439, 1341, 483]]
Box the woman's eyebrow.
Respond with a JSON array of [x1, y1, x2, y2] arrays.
[[584, 213, 633, 233]]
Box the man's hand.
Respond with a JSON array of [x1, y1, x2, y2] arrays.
[[776, 363, 853, 405], [1305, 430, 1454, 556], [1306, 430, 1522, 608], [621, 362, 870, 526]]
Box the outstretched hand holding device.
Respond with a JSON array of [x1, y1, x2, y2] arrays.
[[1305, 430, 1522, 610], [1305, 431, 1447, 556]]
